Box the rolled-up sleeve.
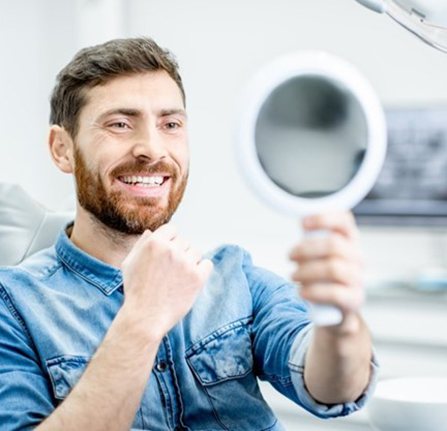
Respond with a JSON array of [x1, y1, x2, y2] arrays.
[[0, 285, 55, 430], [288, 324, 380, 418], [243, 248, 379, 419]]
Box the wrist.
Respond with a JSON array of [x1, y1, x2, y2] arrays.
[[117, 300, 166, 346], [337, 312, 363, 336], [315, 312, 371, 357]]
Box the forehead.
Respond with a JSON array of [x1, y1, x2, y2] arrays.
[[81, 71, 184, 117]]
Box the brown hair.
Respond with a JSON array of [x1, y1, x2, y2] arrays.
[[49, 37, 185, 138]]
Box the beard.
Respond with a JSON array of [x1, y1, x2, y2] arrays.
[[74, 147, 188, 235]]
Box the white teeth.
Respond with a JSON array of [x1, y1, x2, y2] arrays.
[[121, 175, 164, 186]]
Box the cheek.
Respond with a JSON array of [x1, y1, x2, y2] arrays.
[[173, 142, 189, 174], [84, 158, 111, 186]]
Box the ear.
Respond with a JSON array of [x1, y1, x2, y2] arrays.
[[49, 125, 75, 174]]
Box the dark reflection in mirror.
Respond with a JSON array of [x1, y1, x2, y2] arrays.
[[255, 76, 368, 198]]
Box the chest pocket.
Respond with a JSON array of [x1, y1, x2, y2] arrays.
[[186, 320, 277, 430], [46, 354, 147, 429], [46, 355, 90, 400], [187, 321, 253, 385]]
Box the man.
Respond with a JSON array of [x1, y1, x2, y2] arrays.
[[0, 38, 377, 430]]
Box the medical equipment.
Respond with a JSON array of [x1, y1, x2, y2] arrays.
[[356, 0, 447, 53]]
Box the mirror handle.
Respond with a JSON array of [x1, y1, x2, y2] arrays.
[[309, 304, 343, 326], [303, 229, 344, 326]]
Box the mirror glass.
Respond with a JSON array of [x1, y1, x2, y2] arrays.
[[255, 75, 368, 198]]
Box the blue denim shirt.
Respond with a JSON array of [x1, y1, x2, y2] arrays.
[[0, 229, 377, 430]]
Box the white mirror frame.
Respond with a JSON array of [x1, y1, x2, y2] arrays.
[[236, 51, 387, 217]]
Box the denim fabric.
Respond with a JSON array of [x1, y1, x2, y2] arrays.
[[0, 229, 377, 430]]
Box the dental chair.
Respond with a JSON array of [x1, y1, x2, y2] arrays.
[[0, 183, 73, 266]]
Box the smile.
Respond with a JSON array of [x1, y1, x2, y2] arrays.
[[118, 175, 168, 187]]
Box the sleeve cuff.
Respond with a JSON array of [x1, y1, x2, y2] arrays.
[[288, 324, 380, 419]]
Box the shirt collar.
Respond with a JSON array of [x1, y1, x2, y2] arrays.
[[55, 225, 123, 296]]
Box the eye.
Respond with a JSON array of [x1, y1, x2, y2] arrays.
[[165, 121, 180, 130], [111, 121, 130, 129]]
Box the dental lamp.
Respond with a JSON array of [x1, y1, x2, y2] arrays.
[[356, 0, 447, 53]]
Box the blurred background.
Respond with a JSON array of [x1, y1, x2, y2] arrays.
[[1, 0, 447, 429]]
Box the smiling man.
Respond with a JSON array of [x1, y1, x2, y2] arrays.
[[0, 38, 377, 431]]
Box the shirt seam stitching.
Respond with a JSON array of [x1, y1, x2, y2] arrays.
[[0, 283, 34, 343], [57, 253, 121, 295], [185, 315, 253, 355]]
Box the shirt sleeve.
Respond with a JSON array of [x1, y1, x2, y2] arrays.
[[0, 284, 56, 430], [288, 324, 380, 418], [243, 250, 379, 419]]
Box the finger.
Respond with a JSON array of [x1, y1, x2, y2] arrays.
[[151, 223, 178, 241], [170, 236, 191, 253], [301, 211, 359, 241], [299, 283, 365, 312], [130, 224, 178, 258], [289, 233, 362, 263], [291, 258, 363, 287], [129, 224, 177, 255], [185, 246, 203, 265], [124, 228, 155, 259]]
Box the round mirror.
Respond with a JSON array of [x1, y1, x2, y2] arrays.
[[236, 52, 387, 325], [237, 51, 387, 217]]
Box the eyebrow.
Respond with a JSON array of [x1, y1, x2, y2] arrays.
[[97, 107, 187, 122], [159, 108, 188, 119]]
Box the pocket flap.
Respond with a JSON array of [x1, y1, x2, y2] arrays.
[[46, 355, 90, 400], [186, 321, 253, 386]]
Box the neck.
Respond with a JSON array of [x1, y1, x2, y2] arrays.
[[70, 205, 139, 268]]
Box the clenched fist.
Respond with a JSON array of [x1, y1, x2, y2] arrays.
[[121, 224, 213, 339]]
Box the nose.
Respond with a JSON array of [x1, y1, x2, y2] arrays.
[[131, 126, 167, 161]]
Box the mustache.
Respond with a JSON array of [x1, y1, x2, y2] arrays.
[[111, 159, 178, 179]]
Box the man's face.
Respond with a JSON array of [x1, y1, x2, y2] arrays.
[[73, 71, 189, 234]]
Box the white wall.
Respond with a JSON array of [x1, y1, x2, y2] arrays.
[[0, 0, 78, 210], [0, 0, 126, 211], [2, 0, 447, 281]]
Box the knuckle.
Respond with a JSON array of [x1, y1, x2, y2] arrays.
[[330, 289, 343, 305], [346, 289, 364, 311], [288, 246, 298, 259], [291, 268, 302, 283], [150, 236, 163, 249], [327, 235, 341, 254], [142, 229, 152, 238], [327, 258, 340, 279]]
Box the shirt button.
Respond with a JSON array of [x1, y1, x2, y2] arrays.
[[155, 361, 168, 372]]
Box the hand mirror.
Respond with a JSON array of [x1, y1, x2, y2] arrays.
[[237, 51, 387, 326]]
